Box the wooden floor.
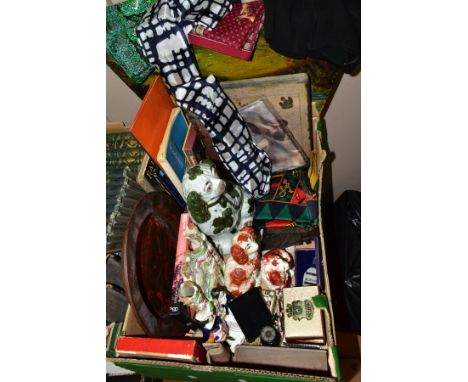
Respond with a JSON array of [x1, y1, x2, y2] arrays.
[[336, 331, 361, 382]]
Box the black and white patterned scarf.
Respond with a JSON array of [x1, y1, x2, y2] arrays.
[[136, 0, 271, 198]]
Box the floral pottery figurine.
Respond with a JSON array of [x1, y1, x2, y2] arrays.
[[224, 226, 261, 296], [182, 160, 255, 255], [178, 220, 225, 324], [259, 248, 295, 291]]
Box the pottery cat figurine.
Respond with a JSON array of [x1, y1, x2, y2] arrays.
[[182, 160, 255, 256]]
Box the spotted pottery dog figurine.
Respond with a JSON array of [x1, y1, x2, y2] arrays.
[[182, 160, 255, 256], [224, 226, 261, 296]]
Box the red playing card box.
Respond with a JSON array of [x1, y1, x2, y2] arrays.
[[115, 336, 206, 364]]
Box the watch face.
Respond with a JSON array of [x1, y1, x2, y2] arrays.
[[260, 325, 276, 343], [303, 267, 317, 286]]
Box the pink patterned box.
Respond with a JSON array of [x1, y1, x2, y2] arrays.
[[169, 213, 191, 315]]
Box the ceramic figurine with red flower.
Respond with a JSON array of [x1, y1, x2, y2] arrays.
[[224, 226, 261, 296], [259, 248, 295, 290]]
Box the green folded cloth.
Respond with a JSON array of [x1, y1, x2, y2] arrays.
[[106, 0, 157, 83]]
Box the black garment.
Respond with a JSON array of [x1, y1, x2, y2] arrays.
[[333, 190, 361, 334], [264, 0, 360, 73]]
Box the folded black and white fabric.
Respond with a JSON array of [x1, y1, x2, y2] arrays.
[[136, 0, 271, 198]]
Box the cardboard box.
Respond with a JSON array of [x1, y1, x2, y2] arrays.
[[233, 345, 328, 372], [107, 74, 341, 381]]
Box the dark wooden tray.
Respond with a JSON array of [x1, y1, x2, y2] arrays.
[[122, 192, 187, 337]]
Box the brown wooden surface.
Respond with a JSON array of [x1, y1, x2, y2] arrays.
[[336, 332, 361, 382]]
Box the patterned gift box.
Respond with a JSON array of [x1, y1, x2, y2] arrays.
[[189, 1, 265, 60]]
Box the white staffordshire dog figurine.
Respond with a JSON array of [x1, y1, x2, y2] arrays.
[[182, 160, 254, 256]]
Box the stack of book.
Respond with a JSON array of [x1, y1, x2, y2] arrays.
[[282, 286, 326, 346], [131, 77, 204, 208]]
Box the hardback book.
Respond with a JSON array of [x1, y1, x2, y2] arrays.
[[188, 1, 265, 61], [130, 76, 187, 207], [183, 123, 205, 167], [130, 76, 174, 162], [282, 286, 326, 345], [136, 153, 168, 193], [115, 337, 206, 364], [185, 112, 222, 163], [233, 345, 328, 372], [136, 153, 186, 208], [156, 108, 190, 196], [169, 213, 191, 315], [294, 238, 324, 290]]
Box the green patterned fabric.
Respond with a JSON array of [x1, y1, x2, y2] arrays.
[[118, 0, 155, 16], [106, 0, 157, 83]]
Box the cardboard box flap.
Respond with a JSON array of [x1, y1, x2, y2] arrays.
[[314, 117, 340, 378], [106, 121, 128, 134], [109, 357, 337, 382]]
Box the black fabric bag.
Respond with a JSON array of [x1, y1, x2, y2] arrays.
[[264, 0, 360, 73], [333, 190, 361, 334]]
